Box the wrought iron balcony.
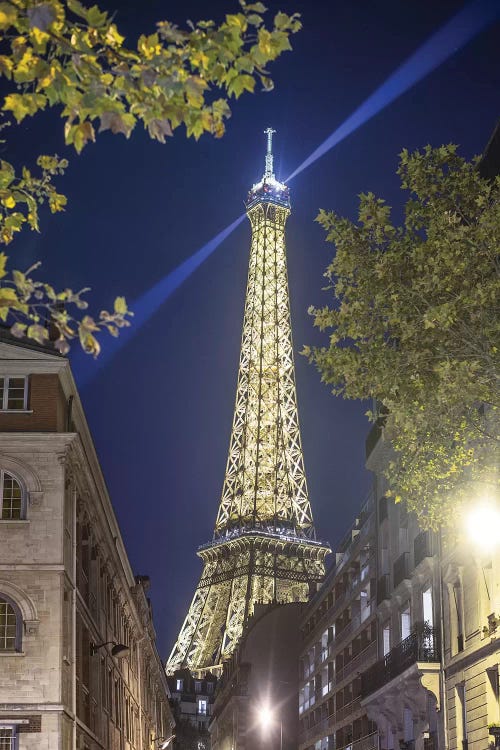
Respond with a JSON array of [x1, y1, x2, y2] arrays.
[[361, 628, 440, 698]]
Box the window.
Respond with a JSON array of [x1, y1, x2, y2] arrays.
[[0, 726, 16, 750], [0, 596, 20, 652], [195, 680, 201, 693], [401, 604, 411, 641], [0, 377, 27, 411], [0, 471, 24, 520], [423, 586, 434, 628], [176, 678, 183, 691], [382, 622, 391, 656], [198, 699, 207, 716], [487, 666, 500, 724], [403, 708, 414, 742], [456, 683, 467, 749], [206, 682, 214, 694], [452, 581, 464, 653]]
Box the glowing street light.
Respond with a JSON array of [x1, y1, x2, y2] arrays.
[[258, 704, 274, 731], [257, 704, 283, 750], [465, 500, 500, 554]]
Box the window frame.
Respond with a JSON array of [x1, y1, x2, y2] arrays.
[[0, 593, 23, 653], [400, 603, 411, 642], [0, 470, 26, 521], [0, 376, 28, 412], [0, 724, 18, 750]]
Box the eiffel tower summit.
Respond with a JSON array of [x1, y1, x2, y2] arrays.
[[166, 129, 331, 675]]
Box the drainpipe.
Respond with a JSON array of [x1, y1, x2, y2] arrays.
[[72, 486, 77, 750], [437, 529, 449, 750]]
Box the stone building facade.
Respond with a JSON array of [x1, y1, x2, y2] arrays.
[[298, 493, 378, 750], [360, 423, 442, 750], [210, 602, 303, 750], [0, 333, 174, 749], [440, 528, 500, 750], [361, 418, 500, 750], [167, 668, 217, 747]]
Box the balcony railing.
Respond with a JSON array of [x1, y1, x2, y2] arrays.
[[393, 552, 410, 588], [299, 700, 364, 745], [336, 640, 377, 684], [361, 627, 440, 698]]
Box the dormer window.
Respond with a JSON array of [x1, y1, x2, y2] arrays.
[[176, 678, 183, 691], [0, 377, 27, 411]]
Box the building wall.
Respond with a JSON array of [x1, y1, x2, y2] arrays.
[[441, 531, 500, 750], [298, 493, 378, 750], [0, 336, 174, 750], [362, 417, 500, 750], [210, 602, 303, 750], [360, 423, 443, 750], [167, 668, 216, 747]]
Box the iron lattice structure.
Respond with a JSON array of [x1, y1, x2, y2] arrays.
[[166, 130, 330, 675]]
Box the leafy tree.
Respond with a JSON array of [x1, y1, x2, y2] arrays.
[[0, 0, 300, 354], [305, 145, 499, 528]]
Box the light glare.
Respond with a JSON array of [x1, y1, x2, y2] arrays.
[[258, 704, 273, 730], [286, 0, 500, 182], [465, 500, 500, 553]]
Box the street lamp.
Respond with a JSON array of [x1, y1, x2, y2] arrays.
[[153, 735, 175, 749], [90, 641, 130, 658], [257, 704, 282, 750], [465, 500, 500, 554]]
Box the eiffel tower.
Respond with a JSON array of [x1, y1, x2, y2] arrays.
[[166, 129, 330, 675]]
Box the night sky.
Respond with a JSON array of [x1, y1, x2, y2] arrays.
[[7, 0, 499, 658]]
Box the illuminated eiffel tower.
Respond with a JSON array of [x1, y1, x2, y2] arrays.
[[166, 129, 330, 675]]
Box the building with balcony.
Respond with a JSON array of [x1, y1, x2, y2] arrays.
[[210, 601, 302, 750], [298, 493, 378, 750], [363, 383, 500, 750], [167, 668, 217, 747], [0, 330, 174, 749], [362, 416, 443, 750]]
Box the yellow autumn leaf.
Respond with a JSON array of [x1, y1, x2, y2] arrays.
[[1, 195, 15, 209], [0, 2, 17, 30], [114, 296, 128, 315], [0, 252, 8, 279], [0, 286, 20, 308]]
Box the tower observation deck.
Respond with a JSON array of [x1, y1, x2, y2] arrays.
[[166, 130, 330, 675]]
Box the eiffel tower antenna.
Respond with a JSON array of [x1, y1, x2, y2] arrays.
[[166, 130, 330, 676], [264, 126, 276, 178]]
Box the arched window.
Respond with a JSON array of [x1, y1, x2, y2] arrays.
[[0, 470, 25, 520], [0, 594, 21, 651]]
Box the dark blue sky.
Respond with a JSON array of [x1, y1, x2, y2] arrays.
[[8, 0, 499, 657]]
